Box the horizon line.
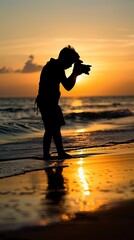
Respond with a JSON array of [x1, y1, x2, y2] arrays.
[[0, 95, 134, 99]]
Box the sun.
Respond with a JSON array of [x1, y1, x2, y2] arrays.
[[76, 75, 82, 83]]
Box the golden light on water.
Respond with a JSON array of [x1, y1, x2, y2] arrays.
[[61, 214, 70, 221], [76, 128, 86, 133], [77, 158, 83, 165], [71, 99, 82, 108], [78, 158, 90, 196]]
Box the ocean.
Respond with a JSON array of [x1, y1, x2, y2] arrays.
[[0, 96, 134, 178]]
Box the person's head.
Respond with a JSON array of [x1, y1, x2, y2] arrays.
[[58, 45, 80, 69]]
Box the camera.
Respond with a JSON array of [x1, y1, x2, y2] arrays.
[[75, 59, 91, 75]]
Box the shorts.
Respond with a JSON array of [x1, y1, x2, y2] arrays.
[[39, 105, 65, 129]]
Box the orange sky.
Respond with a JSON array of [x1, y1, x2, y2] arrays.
[[0, 0, 134, 97]]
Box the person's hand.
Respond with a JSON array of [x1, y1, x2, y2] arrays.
[[73, 60, 83, 76], [73, 60, 92, 76]]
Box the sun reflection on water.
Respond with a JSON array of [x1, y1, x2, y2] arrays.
[[71, 99, 82, 107], [76, 128, 86, 133], [78, 158, 90, 196]]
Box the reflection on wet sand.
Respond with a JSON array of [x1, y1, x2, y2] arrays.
[[45, 168, 65, 203], [78, 158, 90, 196], [0, 150, 134, 230]]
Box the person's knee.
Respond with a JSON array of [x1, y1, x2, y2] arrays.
[[53, 127, 61, 135], [44, 128, 53, 137]]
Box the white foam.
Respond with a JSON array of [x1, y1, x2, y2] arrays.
[[0, 159, 45, 178]]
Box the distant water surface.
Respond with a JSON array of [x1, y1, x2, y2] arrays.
[[0, 96, 134, 173]]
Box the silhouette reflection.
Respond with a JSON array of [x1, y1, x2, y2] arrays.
[[45, 167, 66, 204]]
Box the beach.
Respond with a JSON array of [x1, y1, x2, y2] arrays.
[[0, 144, 134, 239], [0, 96, 134, 239], [1, 0, 134, 237]]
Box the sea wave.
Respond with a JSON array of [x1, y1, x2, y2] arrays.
[[0, 107, 31, 113], [0, 125, 134, 161], [0, 122, 40, 138], [0, 109, 133, 139], [0, 123, 31, 135], [65, 109, 133, 121]]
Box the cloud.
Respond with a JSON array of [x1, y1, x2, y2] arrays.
[[15, 55, 43, 73], [0, 66, 13, 73], [0, 55, 43, 74]]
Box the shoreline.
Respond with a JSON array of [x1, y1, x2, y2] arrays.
[[0, 143, 134, 179], [0, 147, 134, 239]]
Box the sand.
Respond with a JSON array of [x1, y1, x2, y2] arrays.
[[0, 146, 134, 240]]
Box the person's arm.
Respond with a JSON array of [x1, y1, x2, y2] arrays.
[[61, 72, 77, 91], [61, 62, 82, 91]]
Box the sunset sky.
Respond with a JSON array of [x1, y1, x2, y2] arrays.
[[0, 0, 134, 97]]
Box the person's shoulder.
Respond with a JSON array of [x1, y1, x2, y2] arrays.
[[45, 58, 58, 69], [41, 58, 55, 71], [49, 58, 57, 65]]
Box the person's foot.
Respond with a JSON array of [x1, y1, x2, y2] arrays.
[[58, 152, 72, 160]]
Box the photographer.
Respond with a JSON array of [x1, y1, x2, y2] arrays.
[[36, 45, 91, 160]]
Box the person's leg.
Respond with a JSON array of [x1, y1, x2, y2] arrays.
[[53, 127, 72, 159], [40, 109, 52, 160], [52, 127, 64, 155], [43, 128, 52, 159]]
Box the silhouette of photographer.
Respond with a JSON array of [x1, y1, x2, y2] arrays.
[[36, 45, 91, 160]]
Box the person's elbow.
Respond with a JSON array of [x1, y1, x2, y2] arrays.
[[62, 83, 73, 91], [62, 82, 74, 91], [65, 86, 72, 91]]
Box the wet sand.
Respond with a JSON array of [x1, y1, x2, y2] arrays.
[[1, 200, 134, 240], [0, 146, 134, 239]]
